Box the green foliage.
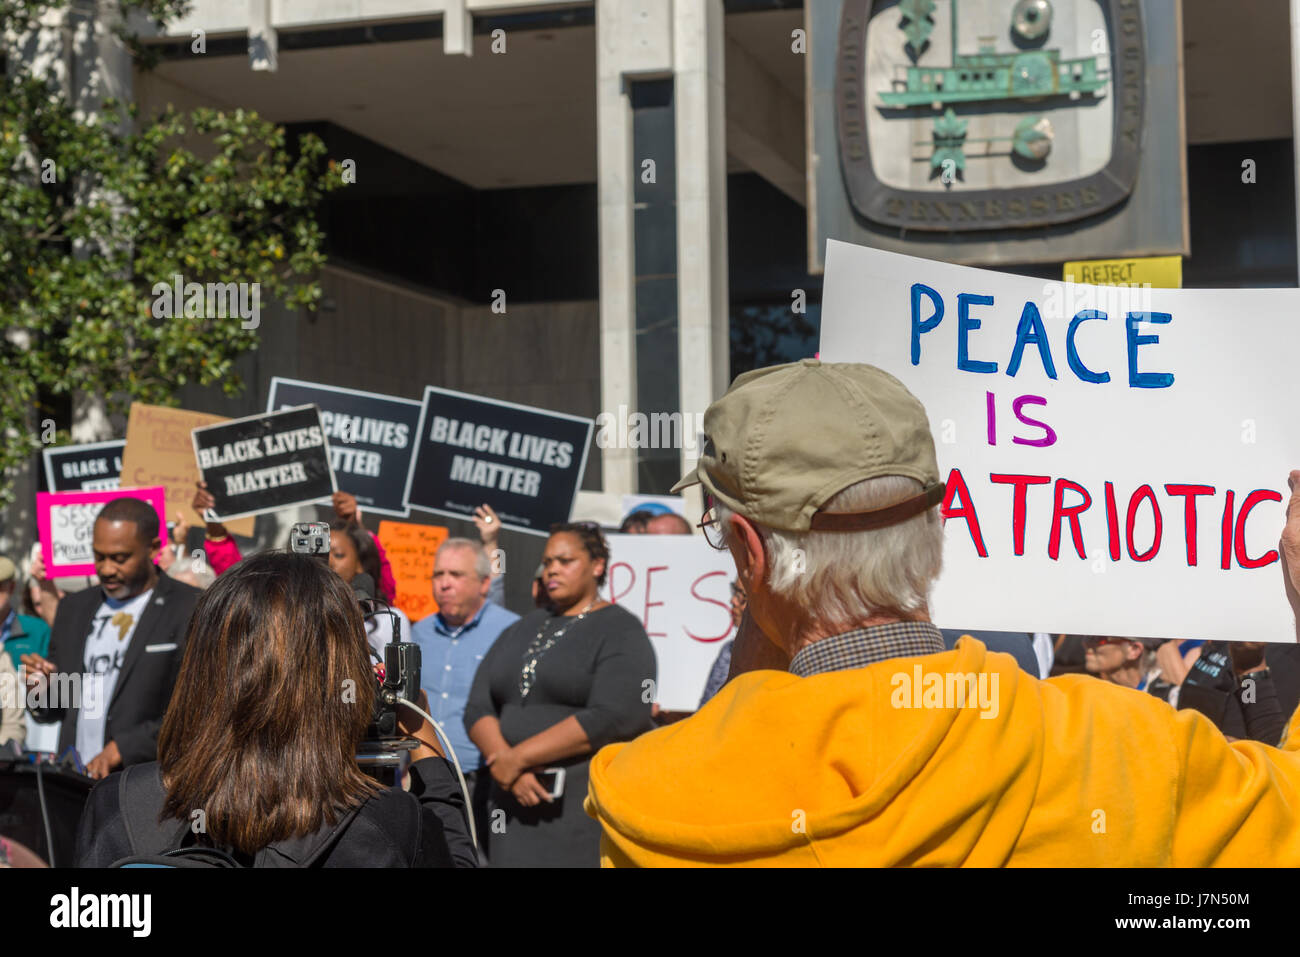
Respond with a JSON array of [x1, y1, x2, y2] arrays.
[[0, 0, 343, 509], [0, 0, 342, 507]]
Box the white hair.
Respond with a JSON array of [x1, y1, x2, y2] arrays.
[[167, 553, 215, 590], [437, 538, 491, 580], [716, 475, 944, 633]]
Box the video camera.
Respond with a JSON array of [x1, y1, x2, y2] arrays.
[[290, 522, 421, 768]]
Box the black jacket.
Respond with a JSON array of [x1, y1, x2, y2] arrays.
[[75, 757, 478, 868], [29, 573, 200, 766]]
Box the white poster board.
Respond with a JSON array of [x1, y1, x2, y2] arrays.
[[819, 239, 1299, 643], [600, 534, 738, 711]]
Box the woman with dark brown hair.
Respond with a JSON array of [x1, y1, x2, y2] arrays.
[[465, 522, 656, 867], [74, 551, 475, 867]]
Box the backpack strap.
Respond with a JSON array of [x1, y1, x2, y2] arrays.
[[303, 806, 360, 866], [259, 805, 362, 868], [117, 764, 189, 857]]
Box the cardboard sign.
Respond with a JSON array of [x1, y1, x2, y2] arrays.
[[37, 487, 167, 576], [267, 378, 423, 518], [376, 520, 450, 622], [819, 239, 1300, 643], [192, 405, 337, 521], [600, 534, 738, 711], [120, 404, 254, 537], [43, 440, 125, 492], [404, 387, 594, 536]]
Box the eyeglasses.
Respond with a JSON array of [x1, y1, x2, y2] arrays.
[[698, 491, 726, 551]]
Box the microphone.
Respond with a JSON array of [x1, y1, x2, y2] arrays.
[[352, 572, 376, 602]]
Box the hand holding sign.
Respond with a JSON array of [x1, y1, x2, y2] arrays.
[[1281, 470, 1300, 641], [192, 482, 228, 540], [333, 490, 360, 526], [473, 504, 501, 550]]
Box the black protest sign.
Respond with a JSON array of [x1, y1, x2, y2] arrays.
[[42, 440, 125, 492], [191, 405, 336, 520], [267, 377, 422, 517], [404, 387, 594, 536]]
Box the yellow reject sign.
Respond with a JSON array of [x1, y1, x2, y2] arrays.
[[1063, 255, 1182, 288]]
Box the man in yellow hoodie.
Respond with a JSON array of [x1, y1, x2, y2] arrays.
[[584, 359, 1300, 866]]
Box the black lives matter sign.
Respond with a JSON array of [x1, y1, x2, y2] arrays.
[[42, 440, 125, 492], [404, 387, 593, 536], [267, 377, 422, 517], [191, 405, 336, 520]]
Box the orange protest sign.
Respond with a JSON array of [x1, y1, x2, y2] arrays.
[[120, 403, 255, 537], [377, 520, 449, 622]]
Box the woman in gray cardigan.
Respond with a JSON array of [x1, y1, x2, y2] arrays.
[[465, 522, 656, 867]]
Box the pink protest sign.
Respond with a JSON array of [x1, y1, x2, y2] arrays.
[[37, 487, 167, 576]]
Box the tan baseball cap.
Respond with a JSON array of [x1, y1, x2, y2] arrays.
[[0, 557, 13, 583], [672, 359, 944, 532]]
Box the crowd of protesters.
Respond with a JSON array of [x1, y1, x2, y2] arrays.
[[8, 361, 1300, 868]]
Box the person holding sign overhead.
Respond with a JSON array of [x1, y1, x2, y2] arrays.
[[464, 523, 655, 867], [192, 483, 398, 604]]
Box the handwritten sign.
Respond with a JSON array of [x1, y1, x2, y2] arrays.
[[819, 239, 1300, 643], [37, 487, 167, 576], [599, 534, 737, 711], [377, 520, 450, 622], [120, 404, 254, 537]]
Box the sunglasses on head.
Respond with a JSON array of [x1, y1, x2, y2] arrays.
[[1082, 636, 1129, 648]]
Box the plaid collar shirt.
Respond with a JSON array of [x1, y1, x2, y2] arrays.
[[789, 620, 947, 677]]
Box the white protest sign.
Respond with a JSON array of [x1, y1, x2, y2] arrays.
[[37, 487, 168, 576], [819, 239, 1300, 644], [600, 534, 737, 711]]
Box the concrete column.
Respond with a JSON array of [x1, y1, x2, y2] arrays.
[[597, 0, 726, 502], [596, 0, 673, 496], [1292, 0, 1300, 284], [444, 0, 474, 57], [249, 0, 277, 72], [673, 0, 728, 501]]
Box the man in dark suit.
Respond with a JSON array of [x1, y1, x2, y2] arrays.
[[23, 497, 199, 779]]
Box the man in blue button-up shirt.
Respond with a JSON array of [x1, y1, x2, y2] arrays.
[[410, 537, 519, 856]]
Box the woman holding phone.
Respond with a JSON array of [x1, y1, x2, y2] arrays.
[[464, 523, 655, 867]]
